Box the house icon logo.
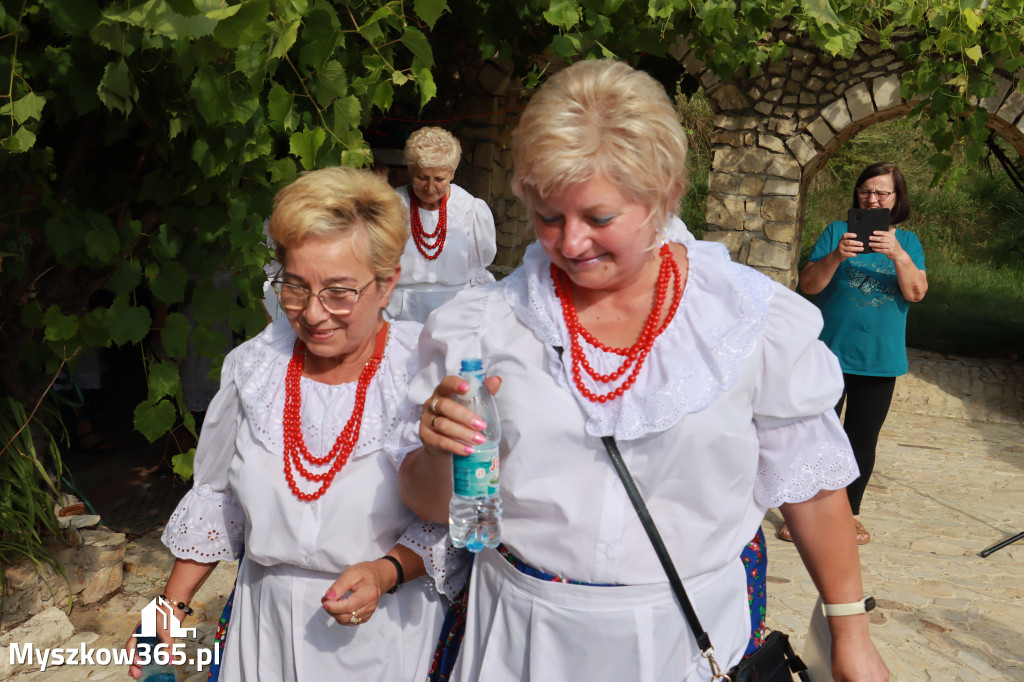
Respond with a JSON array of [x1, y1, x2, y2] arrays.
[[133, 596, 197, 638]]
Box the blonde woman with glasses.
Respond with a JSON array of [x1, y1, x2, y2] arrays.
[[128, 167, 461, 681], [784, 162, 927, 546]]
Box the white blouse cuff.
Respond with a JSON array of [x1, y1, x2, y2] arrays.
[[161, 484, 246, 562], [469, 266, 495, 287], [399, 520, 469, 600], [754, 411, 859, 508]]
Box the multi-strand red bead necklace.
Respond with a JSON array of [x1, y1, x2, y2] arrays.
[[408, 186, 448, 260], [282, 322, 389, 501], [552, 244, 682, 403]]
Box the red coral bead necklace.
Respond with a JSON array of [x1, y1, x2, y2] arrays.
[[552, 243, 682, 403], [282, 322, 389, 501], [408, 186, 447, 260]]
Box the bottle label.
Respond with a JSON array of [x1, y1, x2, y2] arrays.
[[452, 444, 499, 497]]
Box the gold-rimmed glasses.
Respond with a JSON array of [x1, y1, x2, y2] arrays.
[[271, 279, 375, 315]]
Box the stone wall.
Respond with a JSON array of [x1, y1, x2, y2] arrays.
[[671, 21, 1024, 287], [1, 528, 127, 630], [444, 26, 1024, 286], [445, 58, 531, 276]]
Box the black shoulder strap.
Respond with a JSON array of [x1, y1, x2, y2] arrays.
[[600, 435, 713, 653]]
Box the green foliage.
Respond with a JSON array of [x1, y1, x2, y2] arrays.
[[0, 395, 68, 606], [1, 0, 1020, 493], [0, 0, 448, 479]]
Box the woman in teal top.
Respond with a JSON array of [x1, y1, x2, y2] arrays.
[[783, 162, 927, 545]]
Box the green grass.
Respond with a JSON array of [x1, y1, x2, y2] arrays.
[[677, 90, 1024, 360]]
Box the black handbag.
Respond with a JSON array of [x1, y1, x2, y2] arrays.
[[601, 436, 810, 682]]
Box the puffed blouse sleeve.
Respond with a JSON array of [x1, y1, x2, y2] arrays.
[[161, 350, 246, 562], [468, 197, 497, 286], [752, 284, 860, 508]]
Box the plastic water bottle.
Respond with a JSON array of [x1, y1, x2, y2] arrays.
[[133, 628, 178, 681], [449, 358, 502, 553]]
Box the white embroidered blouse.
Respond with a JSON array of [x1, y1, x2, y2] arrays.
[[162, 319, 463, 598], [405, 221, 859, 585]]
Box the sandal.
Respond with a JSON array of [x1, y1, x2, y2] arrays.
[[775, 523, 794, 542], [854, 519, 871, 545]]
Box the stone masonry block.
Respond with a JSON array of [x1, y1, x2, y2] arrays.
[[773, 118, 798, 136], [978, 73, 1011, 113], [763, 178, 800, 195], [708, 171, 740, 193], [845, 81, 875, 121], [710, 84, 751, 111], [741, 176, 765, 195], [755, 101, 775, 116], [996, 88, 1024, 125], [759, 134, 786, 154], [765, 88, 783, 102], [786, 134, 818, 166], [703, 229, 746, 258], [748, 238, 794, 270], [859, 42, 882, 57], [807, 117, 834, 146], [799, 92, 818, 105], [765, 222, 798, 243], [767, 155, 801, 180], [821, 98, 852, 131], [713, 147, 772, 174], [712, 131, 754, 147], [872, 74, 902, 110], [713, 114, 758, 130], [761, 196, 799, 222], [705, 195, 746, 230]]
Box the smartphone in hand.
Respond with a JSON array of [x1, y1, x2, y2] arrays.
[[847, 208, 890, 254]]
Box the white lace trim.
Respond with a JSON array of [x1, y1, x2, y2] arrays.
[[754, 412, 860, 507], [470, 266, 496, 287], [502, 221, 775, 440], [162, 484, 245, 562], [399, 521, 468, 600], [231, 318, 422, 466]]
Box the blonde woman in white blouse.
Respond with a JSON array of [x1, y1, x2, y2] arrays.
[[400, 60, 889, 682], [128, 167, 460, 681], [386, 126, 497, 323]]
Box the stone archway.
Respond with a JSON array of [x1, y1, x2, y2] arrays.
[[671, 21, 1024, 288]]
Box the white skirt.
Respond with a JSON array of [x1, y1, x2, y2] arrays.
[[218, 556, 444, 681], [451, 548, 751, 682]]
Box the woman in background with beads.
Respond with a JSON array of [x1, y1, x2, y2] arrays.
[[399, 60, 888, 681], [386, 126, 497, 323], [127, 167, 461, 681]]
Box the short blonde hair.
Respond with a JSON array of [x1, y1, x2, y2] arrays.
[[511, 60, 688, 228], [404, 127, 462, 171], [267, 166, 408, 281]]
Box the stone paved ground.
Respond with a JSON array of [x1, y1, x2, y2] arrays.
[[7, 349, 1023, 681]]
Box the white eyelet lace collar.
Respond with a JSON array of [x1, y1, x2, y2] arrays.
[[502, 219, 776, 440], [231, 318, 421, 459]]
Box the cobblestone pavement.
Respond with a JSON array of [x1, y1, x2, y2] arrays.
[[8, 350, 1023, 681]]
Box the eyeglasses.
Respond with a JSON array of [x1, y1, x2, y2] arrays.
[[271, 279, 375, 315], [856, 188, 895, 198]]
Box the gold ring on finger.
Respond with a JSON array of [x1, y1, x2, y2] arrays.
[[350, 614, 361, 624], [430, 416, 438, 430], [429, 397, 440, 414]]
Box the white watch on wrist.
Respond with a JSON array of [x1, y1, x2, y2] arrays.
[[822, 596, 876, 616]]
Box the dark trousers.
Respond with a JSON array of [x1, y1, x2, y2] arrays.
[[836, 373, 896, 515]]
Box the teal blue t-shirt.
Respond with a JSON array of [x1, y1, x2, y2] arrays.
[[806, 220, 926, 377]]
